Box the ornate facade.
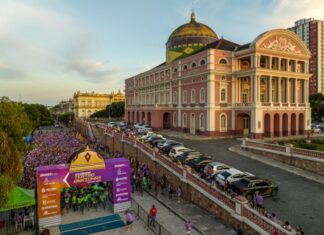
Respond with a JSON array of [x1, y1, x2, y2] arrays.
[[73, 90, 124, 118], [125, 13, 311, 138]]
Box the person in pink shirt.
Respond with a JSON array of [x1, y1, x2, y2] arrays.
[[185, 220, 192, 235]]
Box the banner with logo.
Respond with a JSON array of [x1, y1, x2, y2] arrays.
[[37, 147, 131, 220]]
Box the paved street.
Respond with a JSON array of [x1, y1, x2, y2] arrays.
[[167, 137, 324, 235]]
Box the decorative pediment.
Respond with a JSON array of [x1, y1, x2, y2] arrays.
[[260, 36, 302, 54]]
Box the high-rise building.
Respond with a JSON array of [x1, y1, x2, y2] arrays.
[[125, 12, 311, 138], [289, 18, 324, 94]]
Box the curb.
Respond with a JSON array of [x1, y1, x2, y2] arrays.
[[229, 145, 324, 185], [144, 190, 208, 235]]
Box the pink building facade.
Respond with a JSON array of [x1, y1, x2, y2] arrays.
[[125, 15, 311, 138]]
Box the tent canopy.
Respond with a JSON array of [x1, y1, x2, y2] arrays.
[[0, 186, 35, 212]]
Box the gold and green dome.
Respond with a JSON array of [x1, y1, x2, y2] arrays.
[[166, 11, 218, 63]]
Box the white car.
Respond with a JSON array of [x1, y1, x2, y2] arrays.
[[312, 127, 321, 133], [215, 168, 253, 187], [169, 146, 191, 158], [203, 162, 230, 176]]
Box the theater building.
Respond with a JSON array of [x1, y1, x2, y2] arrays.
[[125, 12, 311, 138]]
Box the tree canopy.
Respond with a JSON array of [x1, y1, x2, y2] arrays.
[[309, 94, 324, 122], [0, 97, 53, 207], [90, 101, 125, 119], [0, 131, 22, 208]]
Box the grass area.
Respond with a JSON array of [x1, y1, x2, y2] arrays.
[[274, 139, 324, 152]]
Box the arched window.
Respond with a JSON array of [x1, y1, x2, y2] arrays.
[[173, 67, 178, 73], [191, 62, 197, 68], [219, 58, 228, 64], [172, 91, 177, 104], [173, 112, 177, 127], [200, 59, 206, 66], [183, 64, 188, 70], [221, 89, 226, 102], [183, 90, 187, 104], [183, 113, 187, 127], [200, 88, 205, 103], [199, 113, 205, 130], [220, 114, 227, 132], [191, 89, 196, 103]]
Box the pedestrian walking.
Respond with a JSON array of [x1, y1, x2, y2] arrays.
[[255, 193, 264, 212], [281, 221, 292, 231], [177, 186, 182, 203], [168, 184, 173, 199], [149, 205, 157, 228], [125, 210, 134, 233], [185, 220, 192, 235], [236, 224, 243, 235], [154, 178, 159, 196], [296, 225, 304, 235]]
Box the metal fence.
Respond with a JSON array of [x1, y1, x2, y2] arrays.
[[131, 199, 173, 235]]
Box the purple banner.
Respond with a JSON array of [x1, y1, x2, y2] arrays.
[[111, 158, 131, 204], [37, 158, 132, 206]]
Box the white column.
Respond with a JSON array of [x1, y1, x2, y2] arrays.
[[294, 79, 298, 103], [278, 77, 282, 103], [178, 80, 182, 126], [206, 73, 215, 131], [256, 75, 260, 102], [303, 80, 307, 103], [287, 78, 290, 103], [206, 49, 215, 132], [269, 76, 272, 103]]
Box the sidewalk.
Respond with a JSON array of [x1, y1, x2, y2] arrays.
[[132, 191, 235, 235], [229, 145, 324, 185]]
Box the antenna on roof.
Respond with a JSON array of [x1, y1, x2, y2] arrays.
[[190, 1, 196, 22]]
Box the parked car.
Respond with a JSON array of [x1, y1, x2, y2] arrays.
[[202, 162, 230, 178], [177, 151, 201, 163], [169, 146, 191, 158], [161, 142, 183, 154], [157, 140, 177, 150], [186, 156, 213, 173], [230, 176, 279, 201], [147, 136, 164, 146], [312, 127, 321, 133], [171, 149, 195, 161], [181, 153, 204, 165], [134, 123, 144, 129], [215, 168, 254, 187], [151, 138, 166, 147], [107, 122, 117, 127]]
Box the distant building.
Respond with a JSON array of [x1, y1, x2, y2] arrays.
[[73, 90, 125, 118], [50, 99, 73, 115], [289, 18, 324, 94], [125, 12, 311, 138]]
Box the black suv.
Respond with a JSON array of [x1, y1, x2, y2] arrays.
[[230, 176, 279, 201]]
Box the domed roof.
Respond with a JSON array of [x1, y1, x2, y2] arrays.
[[166, 11, 218, 48]]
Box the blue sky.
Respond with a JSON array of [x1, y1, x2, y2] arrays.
[[0, 0, 323, 105]]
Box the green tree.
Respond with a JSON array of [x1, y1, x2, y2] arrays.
[[108, 101, 125, 118], [58, 112, 74, 124], [0, 102, 32, 152], [0, 131, 22, 208], [23, 104, 41, 128], [309, 94, 324, 122], [90, 101, 125, 119]]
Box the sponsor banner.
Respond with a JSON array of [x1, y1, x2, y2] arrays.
[[112, 158, 131, 204], [37, 166, 62, 219]]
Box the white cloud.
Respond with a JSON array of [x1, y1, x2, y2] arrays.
[[261, 0, 324, 28], [69, 58, 120, 83]]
